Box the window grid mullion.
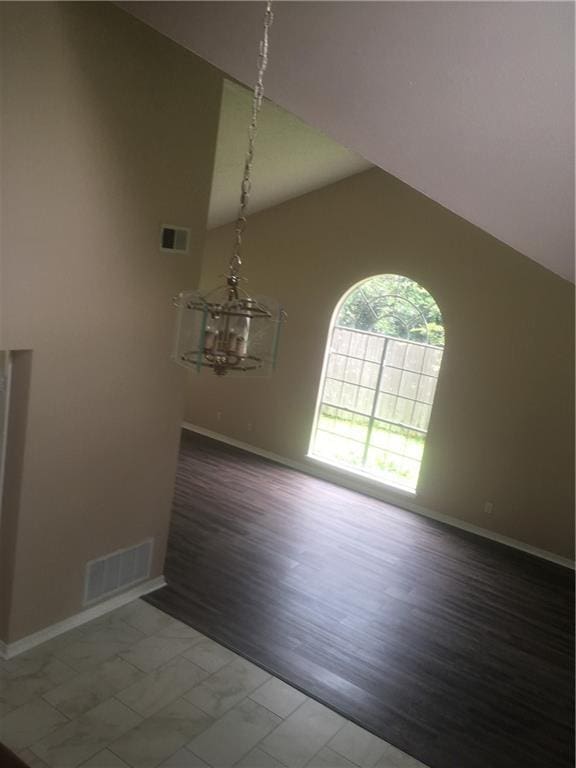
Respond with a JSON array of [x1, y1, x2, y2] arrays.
[[316, 427, 367, 447], [362, 337, 389, 466], [317, 332, 439, 475], [312, 281, 444, 494], [320, 319, 341, 410]]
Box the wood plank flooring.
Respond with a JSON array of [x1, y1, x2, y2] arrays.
[[146, 430, 574, 768]]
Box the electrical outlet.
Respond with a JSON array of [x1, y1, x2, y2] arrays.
[[216, 411, 222, 422], [484, 501, 494, 515], [247, 421, 253, 432]]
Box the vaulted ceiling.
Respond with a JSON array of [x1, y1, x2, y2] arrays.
[[123, 1, 575, 282], [208, 80, 370, 229]]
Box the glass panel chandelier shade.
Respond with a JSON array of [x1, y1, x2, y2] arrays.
[[173, 286, 284, 377]]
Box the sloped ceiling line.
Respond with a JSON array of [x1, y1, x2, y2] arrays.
[[122, 1, 575, 282]]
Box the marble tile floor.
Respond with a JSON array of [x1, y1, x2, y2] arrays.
[[0, 599, 428, 768]]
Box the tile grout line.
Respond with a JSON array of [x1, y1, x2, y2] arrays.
[[106, 742, 131, 766], [4, 600, 428, 768], [182, 680, 301, 768], [111, 693, 145, 719], [250, 696, 325, 768], [37, 653, 146, 720]]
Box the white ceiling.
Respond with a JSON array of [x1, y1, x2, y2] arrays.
[[123, 1, 575, 282], [208, 80, 370, 229]]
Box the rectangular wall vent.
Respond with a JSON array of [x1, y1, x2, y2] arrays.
[[160, 225, 190, 254], [84, 539, 153, 605]]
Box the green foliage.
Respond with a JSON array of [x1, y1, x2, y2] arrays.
[[337, 275, 444, 346], [314, 411, 425, 491]]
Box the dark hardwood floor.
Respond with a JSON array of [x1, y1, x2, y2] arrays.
[[146, 430, 574, 768]]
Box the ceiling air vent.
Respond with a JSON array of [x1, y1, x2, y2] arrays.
[[84, 539, 153, 605], [160, 225, 190, 254]]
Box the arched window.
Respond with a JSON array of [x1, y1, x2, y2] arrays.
[[309, 274, 444, 492]]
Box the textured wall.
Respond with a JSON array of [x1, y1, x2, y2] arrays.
[[187, 168, 575, 560], [0, 2, 222, 641]]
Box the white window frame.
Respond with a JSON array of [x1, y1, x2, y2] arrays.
[[307, 278, 444, 494]]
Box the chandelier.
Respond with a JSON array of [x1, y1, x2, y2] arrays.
[[173, 1, 285, 377]]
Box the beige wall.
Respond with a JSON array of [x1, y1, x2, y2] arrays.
[[187, 168, 575, 560], [0, 2, 222, 641]]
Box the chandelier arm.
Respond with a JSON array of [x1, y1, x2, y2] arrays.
[[229, 1, 274, 285]]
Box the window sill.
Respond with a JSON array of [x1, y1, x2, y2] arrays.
[[305, 453, 417, 498]]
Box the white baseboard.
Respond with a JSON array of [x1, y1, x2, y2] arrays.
[[1, 576, 167, 660], [183, 421, 575, 571]]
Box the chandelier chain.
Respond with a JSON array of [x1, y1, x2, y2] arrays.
[[229, 1, 273, 282]]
